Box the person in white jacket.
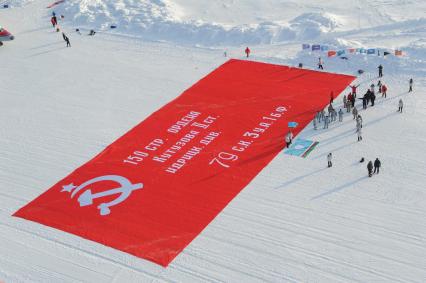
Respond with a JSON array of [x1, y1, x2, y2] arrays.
[[285, 131, 294, 148], [327, 153, 332, 168], [356, 126, 362, 141]]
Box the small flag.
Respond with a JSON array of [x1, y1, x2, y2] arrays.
[[302, 44, 310, 50], [367, 48, 376, 54], [395, 50, 403, 56], [312, 45, 321, 51], [288, 122, 298, 128], [328, 50, 337, 57]]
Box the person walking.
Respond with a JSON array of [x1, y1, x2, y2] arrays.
[[378, 64, 383, 77], [367, 160, 373, 177], [409, 78, 413, 92], [327, 153, 332, 168], [338, 108, 343, 122], [62, 33, 71, 47], [374, 158, 381, 174], [381, 84, 387, 98], [377, 80, 382, 93], [398, 99, 403, 112], [245, 47, 250, 58], [318, 57, 324, 70], [285, 130, 294, 148]]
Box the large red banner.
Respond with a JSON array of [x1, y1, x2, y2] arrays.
[[14, 60, 355, 266]]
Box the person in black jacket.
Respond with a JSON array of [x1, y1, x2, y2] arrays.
[[374, 158, 381, 174], [378, 64, 383, 77], [62, 33, 71, 47], [367, 161, 373, 177]]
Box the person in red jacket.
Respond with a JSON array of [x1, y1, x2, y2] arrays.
[[51, 16, 57, 27], [381, 84, 387, 98], [245, 47, 250, 58], [350, 84, 360, 97]]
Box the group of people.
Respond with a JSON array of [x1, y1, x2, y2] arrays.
[[50, 11, 71, 47], [320, 65, 414, 176], [367, 158, 382, 177], [312, 102, 345, 130]]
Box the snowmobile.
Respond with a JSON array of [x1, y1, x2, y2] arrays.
[[0, 26, 14, 46]]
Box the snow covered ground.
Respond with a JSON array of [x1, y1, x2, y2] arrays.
[[1, 0, 426, 282]]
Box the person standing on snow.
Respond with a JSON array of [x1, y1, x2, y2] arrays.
[[327, 153, 332, 168], [350, 84, 360, 96], [374, 158, 381, 174], [285, 131, 294, 148], [347, 93, 353, 112], [409, 78, 413, 92], [398, 99, 403, 112], [338, 108, 343, 122], [381, 84, 387, 98], [323, 114, 330, 129], [313, 117, 318, 130], [378, 64, 383, 77], [343, 94, 347, 108], [332, 109, 337, 122], [356, 124, 362, 142], [371, 91, 376, 106], [356, 114, 363, 128], [51, 16, 57, 27], [377, 80, 382, 93], [370, 83, 375, 95], [367, 160, 373, 177], [318, 57, 324, 70], [245, 47, 250, 58], [361, 92, 368, 109], [352, 106, 358, 120]]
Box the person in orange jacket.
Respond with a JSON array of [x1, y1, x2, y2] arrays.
[[381, 84, 387, 98]]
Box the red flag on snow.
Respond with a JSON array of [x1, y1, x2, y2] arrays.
[[14, 60, 355, 267]]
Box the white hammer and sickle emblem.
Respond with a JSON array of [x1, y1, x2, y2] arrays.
[[62, 175, 143, 216]]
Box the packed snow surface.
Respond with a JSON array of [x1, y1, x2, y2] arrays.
[[1, 0, 426, 282]]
